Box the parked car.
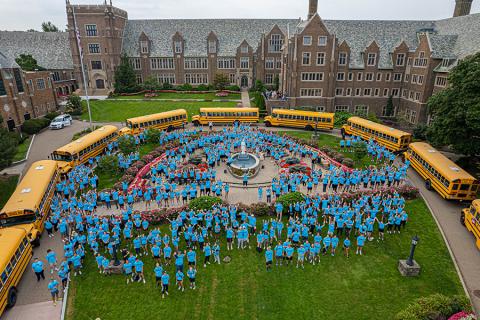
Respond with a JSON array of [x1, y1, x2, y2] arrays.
[[49, 114, 72, 130]]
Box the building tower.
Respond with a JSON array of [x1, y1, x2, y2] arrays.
[[453, 0, 473, 17], [308, 0, 318, 19]]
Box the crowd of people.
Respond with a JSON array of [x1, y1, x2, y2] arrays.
[[33, 125, 412, 304]]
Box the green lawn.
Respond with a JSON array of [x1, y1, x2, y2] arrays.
[[95, 170, 123, 191], [66, 198, 463, 320], [280, 131, 377, 168], [81, 100, 239, 122], [13, 136, 32, 162], [111, 92, 241, 100], [0, 175, 19, 208]]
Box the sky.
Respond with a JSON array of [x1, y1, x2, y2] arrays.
[[0, 0, 479, 31]]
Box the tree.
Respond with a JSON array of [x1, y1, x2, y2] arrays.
[[273, 75, 280, 91], [213, 73, 230, 90], [26, 29, 38, 32], [141, 76, 159, 92], [426, 52, 480, 156], [118, 135, 136, 155], [41, 21, 59, 32], [0, 117, 18, 170], [385, 95, 394, 117], [66, 94, 82, 115], [15, 54, 44, 71], [252, 79, 266, 92], [114, 54, 138, 93]]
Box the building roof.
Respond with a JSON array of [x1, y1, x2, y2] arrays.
[[0, 50, 19, 69], [0, 31, 73, 70], [122, 19, 299, 57]]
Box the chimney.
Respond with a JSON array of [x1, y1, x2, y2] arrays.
[[308, 0, 318, 19], [453, 0, 473, 17]]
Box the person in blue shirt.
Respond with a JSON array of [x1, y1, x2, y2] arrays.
[[296, 245, 306, 269], [46, 249, 57, 274], [343, 237, 351, 258], [163, 244, 172, 266], [48, 278, 60, 306], [331, 235, 339, 256], [242, 173, 248, 189], [187, 266, 197, 290], [356, 234, 366, 255], [285, 245, 294, 265], [187, 248, 196, 267], [154, 263, 163, 287], [161, 271, 170, 298], [203, 243, 211, 267], [32, 258, 45, 282], [123, 259, 133, 284], [176, 270, 185, 292], [134, 258, 145, 284], [265, 246, 273, 271]]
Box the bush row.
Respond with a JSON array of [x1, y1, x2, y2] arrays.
[[395, 293, 472, 320], [21, 117, 50, 135], [114, 86, 241, 97]]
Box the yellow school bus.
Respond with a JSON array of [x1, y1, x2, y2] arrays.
[[405, 142, 479, 201], [462, 200, 480, 249], [0, 227, 32, 315], [0, 160, 60, 245], [192, 108, 259, 126], [125, 109, 188, 135], [51, 125, 118, 172], [264, 109, 334, 131], [342, 116, 412, 152]]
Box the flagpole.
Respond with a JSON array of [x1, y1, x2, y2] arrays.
[[72, 4, 93, 129]]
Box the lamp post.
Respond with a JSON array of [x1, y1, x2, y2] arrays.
[[406, 235, 419, 266]]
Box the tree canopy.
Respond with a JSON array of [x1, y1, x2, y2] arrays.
[[41, 21, 59, 32], [0, 116, 19, 170], [15, 54, 45, 71], [427, 52, 480, 156], [114, 54, 138, 93], [213, 73, 230, 90]]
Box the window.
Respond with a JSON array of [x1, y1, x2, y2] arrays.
[[357, 72, 363, 81], [157, 74, 175, 84], [301, 72, 323, 81], [374, 88, 380, 96], [385, 73, 391, 82], [336, 72, 345, 81], [402, 89, 409, 98], [365, 72, 374, 81], [52, 71, 60, 82], [396, 53, 405, 66], [411, 74, 417, 84], [208, 40, 217, 54], [414, 51, 428, 67], [300, 88, 322, 97], [302, 52, 311, 65], [36, 78, 46, 90], [140, 41, 149, 54], [130, 58, 141, 70], [269, 34, 283, 53], [348, 73, 353, 81], [91, 61, 102, 70], [1, 74, 8, 95], [392, 88, 400, 97], [338, 52, 347, 66], [354, 105, 369, 116], [265, 57, 275, 69], [218, 58, 235, 69], [240, 46, 249, 54], [405, 74, 410, 83], [363, 88, 372, 96], [382, 105, 395, 117], [14, 69, 24, 93], [88, 43, 100, 54], [229, 73, 236, 84], [85, 24, 97, 37], [303, 36, 312, 46], [335, 88, 344, 96], [265, 74, 274, 84], [415, 92, 421, 101], [345, 88, 352, 96], [435, 76, 447, 87], [184, 73, 208, 84], [95, 79, 105, 89], [151, 58, 174, 70], [418, 75, 424, 85], [335, 105, 349, 112], [240, 57, 249, 69], [367, 53, 376, 66], [174, 41, 183, 54], [318, 36, 327, 46], [275, 58, 282, 69], [393, 73, 402, 82], [316, 52, 325, 66], [184, 58, 208, 69], [136, 75, 143, 84], [376, 73, 382, 81]]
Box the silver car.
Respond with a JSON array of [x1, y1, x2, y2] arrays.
[[49, 114, 73, 130]]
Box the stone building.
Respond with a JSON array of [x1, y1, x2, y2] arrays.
[[65, 0, 479, 124]]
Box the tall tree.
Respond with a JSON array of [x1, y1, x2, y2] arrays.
[[385, 95, 394, 117], [114, 54, 138, 93], [0, 117, 19, 170], [213, 73, 230, 90], [41, 21, 59, 32], [427, 52, 480, 156], [15, 54, 44, 71]]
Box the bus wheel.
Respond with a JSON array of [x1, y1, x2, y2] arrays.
[[305, 125, 313, 131], [193, 121, 200, 127], [167, 126, 174, 132], [425, 180, 433, 191], [7, 287, 17, 308], [460, 212, 466, 226], [265, 121, 271, 127]]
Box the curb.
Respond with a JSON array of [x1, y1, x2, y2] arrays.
[[11, 134, 36, 165]]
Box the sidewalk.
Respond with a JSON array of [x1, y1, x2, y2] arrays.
[[2, 301, 61, 320], [241, 91, 251, 107]]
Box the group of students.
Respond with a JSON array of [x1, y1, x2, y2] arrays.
[[33, 125, 413, 304]]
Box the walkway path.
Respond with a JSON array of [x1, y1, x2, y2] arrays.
[[241, 90, 251, 107]]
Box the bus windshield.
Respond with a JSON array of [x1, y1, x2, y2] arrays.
[[0, 214, 36, 228], [52, 152, 73, 162]]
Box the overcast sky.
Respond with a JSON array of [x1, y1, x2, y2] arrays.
[[1, 0, 479, 31]]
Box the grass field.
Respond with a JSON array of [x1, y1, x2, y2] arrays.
[[280, 131, 377, 168], [81, 100, 239, 122], [66, 198, 463, 320], [13, 136, 32, 162], [0, 175, 19, 208], [111, 92, 241, 100]]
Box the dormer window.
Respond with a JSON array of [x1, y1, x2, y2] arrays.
[[140, 41, 149, 54], [174, 41, 183, 54], [240, 46, 248, 54], [367, 53, 377, 66], [441, 59, 450, 67], [208, 40, 217, 54]]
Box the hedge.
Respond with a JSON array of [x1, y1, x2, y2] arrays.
[[394, 294, 472, 320], [276, 192, 305, 212], [188, 196, 223, 211], [21, 118, 50, 135]]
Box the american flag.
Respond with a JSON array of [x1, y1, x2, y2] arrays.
[[75, 26, 83, 58]]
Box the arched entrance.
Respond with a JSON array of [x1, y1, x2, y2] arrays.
[[6, 119, 15, 131], [241, 75, 248, 88]]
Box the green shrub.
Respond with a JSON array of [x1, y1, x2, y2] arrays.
[[413, 124, 428, 140], [118, 135, 136, 155], [177, 83, 193, 91], [252, 91, 266, 112], [189, 196, 222, 211], [249, 202, 273, 216], [21, 118, 50, 135], [334, 112, 353, 127], [144, 128, 161, 144], [226, 85, 240, 92], [96, 155, 119, 174], [162, 82, 174, 90], [276, 192, 305, 212], [196, 84, 209, 91], [45, 112, 60, 120], [394, 294, 472, 320]]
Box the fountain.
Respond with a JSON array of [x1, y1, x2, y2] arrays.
[[227, 139, 261, 179]]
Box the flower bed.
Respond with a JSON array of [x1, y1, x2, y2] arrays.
[[115, 89, 240, 97]]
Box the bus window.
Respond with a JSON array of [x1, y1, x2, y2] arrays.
[[452, 184, 459, 190], [460, 184, 470, 191]]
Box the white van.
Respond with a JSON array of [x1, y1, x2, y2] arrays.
[[49, 114, 73, 130]]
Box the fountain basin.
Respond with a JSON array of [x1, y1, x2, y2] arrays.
[[228, 153, 261, 179]]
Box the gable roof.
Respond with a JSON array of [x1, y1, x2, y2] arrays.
[[0, 50, 19, 69], [0, 31, 73, 70], [434, 13, 480, 59]]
